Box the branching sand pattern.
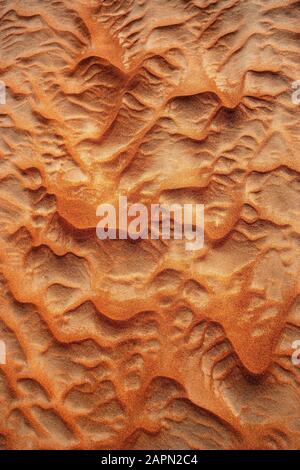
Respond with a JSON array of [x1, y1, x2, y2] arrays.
[[0, 0, 300, 450]]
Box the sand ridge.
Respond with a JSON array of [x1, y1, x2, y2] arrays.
[[0, 0, 300, 450]]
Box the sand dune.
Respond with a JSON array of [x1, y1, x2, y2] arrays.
[[0, 0, 300, 450]]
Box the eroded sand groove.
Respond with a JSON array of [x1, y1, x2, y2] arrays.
[[0, 0, 300, 450]]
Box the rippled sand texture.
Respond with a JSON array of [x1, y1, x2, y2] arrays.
[[0, 0, 300, 450]]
